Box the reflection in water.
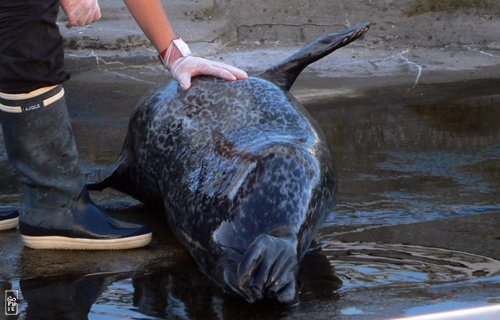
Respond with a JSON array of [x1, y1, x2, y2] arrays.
[[14, 251, 340, 320], [21, 274, 113, 320], [311, 92, 500, 226], [111, 251, 340, 319], [11, 244, 499, 320]]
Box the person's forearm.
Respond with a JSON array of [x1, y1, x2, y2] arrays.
[[123, 0, 247, 90], [123, 0, 176, 52]]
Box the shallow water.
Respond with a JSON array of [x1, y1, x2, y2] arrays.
[[310, 85, 500, 227], [0, 73, 499, 319], [4, 242, 498, 319]]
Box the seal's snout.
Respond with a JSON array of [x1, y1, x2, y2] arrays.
[[234, 234, 299, 304]]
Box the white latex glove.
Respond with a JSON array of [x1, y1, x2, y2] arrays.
[[60, 0, 102, 27], [170, 56, 249, 90]]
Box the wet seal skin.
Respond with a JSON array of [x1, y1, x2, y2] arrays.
[[87, 23, 370, 304]]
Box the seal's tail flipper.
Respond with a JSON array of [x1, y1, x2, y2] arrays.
[[260, 22, 370, 90]]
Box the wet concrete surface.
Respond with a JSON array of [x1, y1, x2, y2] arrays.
[[0, 67, 499, 319]]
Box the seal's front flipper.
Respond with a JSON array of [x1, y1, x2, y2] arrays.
[[236, 234, 299, 305]]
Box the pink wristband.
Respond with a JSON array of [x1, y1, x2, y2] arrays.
[[158, 37, 192, 69]]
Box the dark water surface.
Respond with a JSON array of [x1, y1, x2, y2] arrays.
[[0, 71, 499, 319]]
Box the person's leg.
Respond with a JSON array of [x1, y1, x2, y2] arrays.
[[0, 206, 18, 231], [0, 1, 151, 249], [0, 85, 152, 249]]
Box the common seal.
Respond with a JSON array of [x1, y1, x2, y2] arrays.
[[87, 23, 370, 304]]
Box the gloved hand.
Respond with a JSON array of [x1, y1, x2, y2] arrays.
[[170, 56, 249, 90], [60, 0, 102, 27], [161, 38, 248, 90]]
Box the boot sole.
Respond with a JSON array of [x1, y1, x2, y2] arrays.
[[0, 217, 19, 231], [21, 232, 152, 250]]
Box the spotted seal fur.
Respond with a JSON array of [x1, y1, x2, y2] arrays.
[[87, 23, 370, 304]]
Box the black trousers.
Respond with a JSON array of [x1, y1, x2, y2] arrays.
[[0, 0, 69, 94]]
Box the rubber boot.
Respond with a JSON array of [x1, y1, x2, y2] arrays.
[[0, 85, 152, 249], [0, 206, 18, 231]]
